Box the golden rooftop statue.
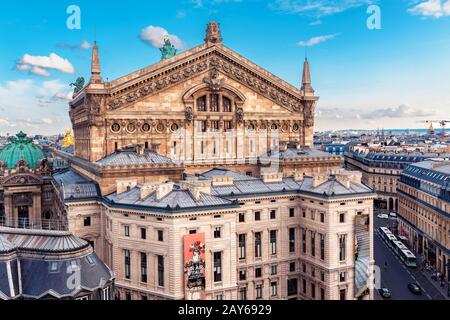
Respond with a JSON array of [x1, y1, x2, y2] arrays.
[[63, 129, 74, 148]]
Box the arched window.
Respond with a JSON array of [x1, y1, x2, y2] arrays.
[[210, 94, 219, 112], [197, 96, 207, 112], [223, 96, 232, 112]]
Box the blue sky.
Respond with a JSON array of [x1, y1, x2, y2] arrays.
[[0, 0, 449, 134]]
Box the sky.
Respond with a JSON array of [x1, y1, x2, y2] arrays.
[[0, 0, 449, 135]]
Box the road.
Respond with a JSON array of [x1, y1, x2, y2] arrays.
[[373, 215, 447, 300]]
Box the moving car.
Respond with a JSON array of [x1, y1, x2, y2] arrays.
[[377, 213, 389, 219], [407, 283, 422, 295], [389, 212, 397, 218], [378, 288, 391, 299]]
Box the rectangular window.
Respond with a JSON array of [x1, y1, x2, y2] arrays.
[[271, 265, 278, 275], [255, 284, 263, 299], [124, 225, 130, 237], [239, 287, 247, 300], [320, 212, 325, 223], [339, 235, 347, 261], [320, 234, 325, 261], [302, 228, 307, 254], [102, 287, 110, 300], [239, 213, 245, 222], [271, 282, 278, 297], [157, 255, 164, 287], [289, 228, 296, 253], [254, 232, 262, 258], [238, 234, 246, 260], [157, 230, 164, 242], [302, 278, 307, 294], [290, 262, 296, 273], [140, 252, 147, 283], [197, 96, 207, 111], [320, 288, 325, 300], [302, 209, 306, 218], [214, 252, 222, 282], [239, 270, 246, 281], [270, 230, 277, 255], [302, 263, 306, 273], [140, 228, 146, 240], [287, 278, 298, 296], [84, 216, 91, 227], [321, 272, 325, 282], [289, 208, 295, 217], [270, 210, 276, 219], [124, 249, 131, 279], [311, 210, 315, 220], [254, 211, 261, 221], [214, 227, 222, 239], [311, 283, 316, 299], [340, 289, 346, 301], [310, 231, 316, 257], [210, 94, 219, 112], [255, 268, 262, 278], [340, 272, 346, 282], [339, 213, 345, 223]]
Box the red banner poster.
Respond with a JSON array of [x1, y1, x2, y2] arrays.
[[183, 233, 206, 300]]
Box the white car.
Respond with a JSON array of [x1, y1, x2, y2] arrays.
[[377, 214, 389, 219], [389, 212, 397, 218]]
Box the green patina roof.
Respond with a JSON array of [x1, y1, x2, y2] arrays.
[[0, 131, 44, 169]]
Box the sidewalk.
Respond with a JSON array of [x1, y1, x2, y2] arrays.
[[419, 265, 450, 300]]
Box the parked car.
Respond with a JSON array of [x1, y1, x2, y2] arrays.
[[379, 288, 391, 299], [377, 214, 389, 219], [389, 212, 397, 218], [407, 283, 422, 295]]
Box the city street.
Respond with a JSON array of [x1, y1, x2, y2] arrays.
[[373, 215, 447, 300]]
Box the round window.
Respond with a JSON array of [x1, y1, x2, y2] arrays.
[[171, 123, 179, 132], [127, 123, 136, 133], [293, 123, 300, 132], [141, 123, 151, 132], [111, 123, 121, 133], [156, 123, 165, 133]]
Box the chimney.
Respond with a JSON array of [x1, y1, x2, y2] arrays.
[[116, 179, 137, 194], [136, 144, 145, 155], [152, 143, 160, 154], [262, 172, 284, 183], [212, 175, 235, 186]]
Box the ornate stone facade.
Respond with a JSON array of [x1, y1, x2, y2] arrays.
[[69, 22, 318, 168]]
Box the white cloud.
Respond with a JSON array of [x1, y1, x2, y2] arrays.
[[192, 0, 242, 7], [309, 20, 323, 25], [58, 40, 92, 50], [140, 26, 185, 50], [16, 53, 74, 76], [0, 79, 72, 135], [297, 34, 337, 46], [270, 0, 376, 17], [408, 0, 450, 18]]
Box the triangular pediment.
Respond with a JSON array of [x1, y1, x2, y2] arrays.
[[105, 44, 313, 113]]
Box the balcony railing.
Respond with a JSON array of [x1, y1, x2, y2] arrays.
[[0, 217, 68, 231]]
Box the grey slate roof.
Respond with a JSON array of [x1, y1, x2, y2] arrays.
[[107, 185, 234, 209], [53, 169, 100, 200], [0, 228, 114, 300], [0, 227, 89, 253], [200, 168, 258, 181], [299, 176, 373, 196], [211, 177, 300, 197], [261, 148, 337, 161], [96, 149, 174, 166]]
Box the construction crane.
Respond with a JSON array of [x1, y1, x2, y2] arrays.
[[418, 120, 450, 141]]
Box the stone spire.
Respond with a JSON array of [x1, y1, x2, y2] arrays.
[[90, 41, 102, 83], [204, 21, 222, 46], [301, 58, 314, 96]]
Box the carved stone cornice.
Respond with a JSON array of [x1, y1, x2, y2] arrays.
[[103, 47, 314, 113]]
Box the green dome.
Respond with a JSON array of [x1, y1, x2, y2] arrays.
[[0, 132, 44, 169]]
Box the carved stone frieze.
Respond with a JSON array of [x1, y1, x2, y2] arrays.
[[104, 50, 307, 113]]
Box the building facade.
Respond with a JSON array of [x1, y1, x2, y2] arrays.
[[397, 160, 450, 280], [344, 144, 448, 213], [52, 21, 376, 300], [0, 132, 115, 300]]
